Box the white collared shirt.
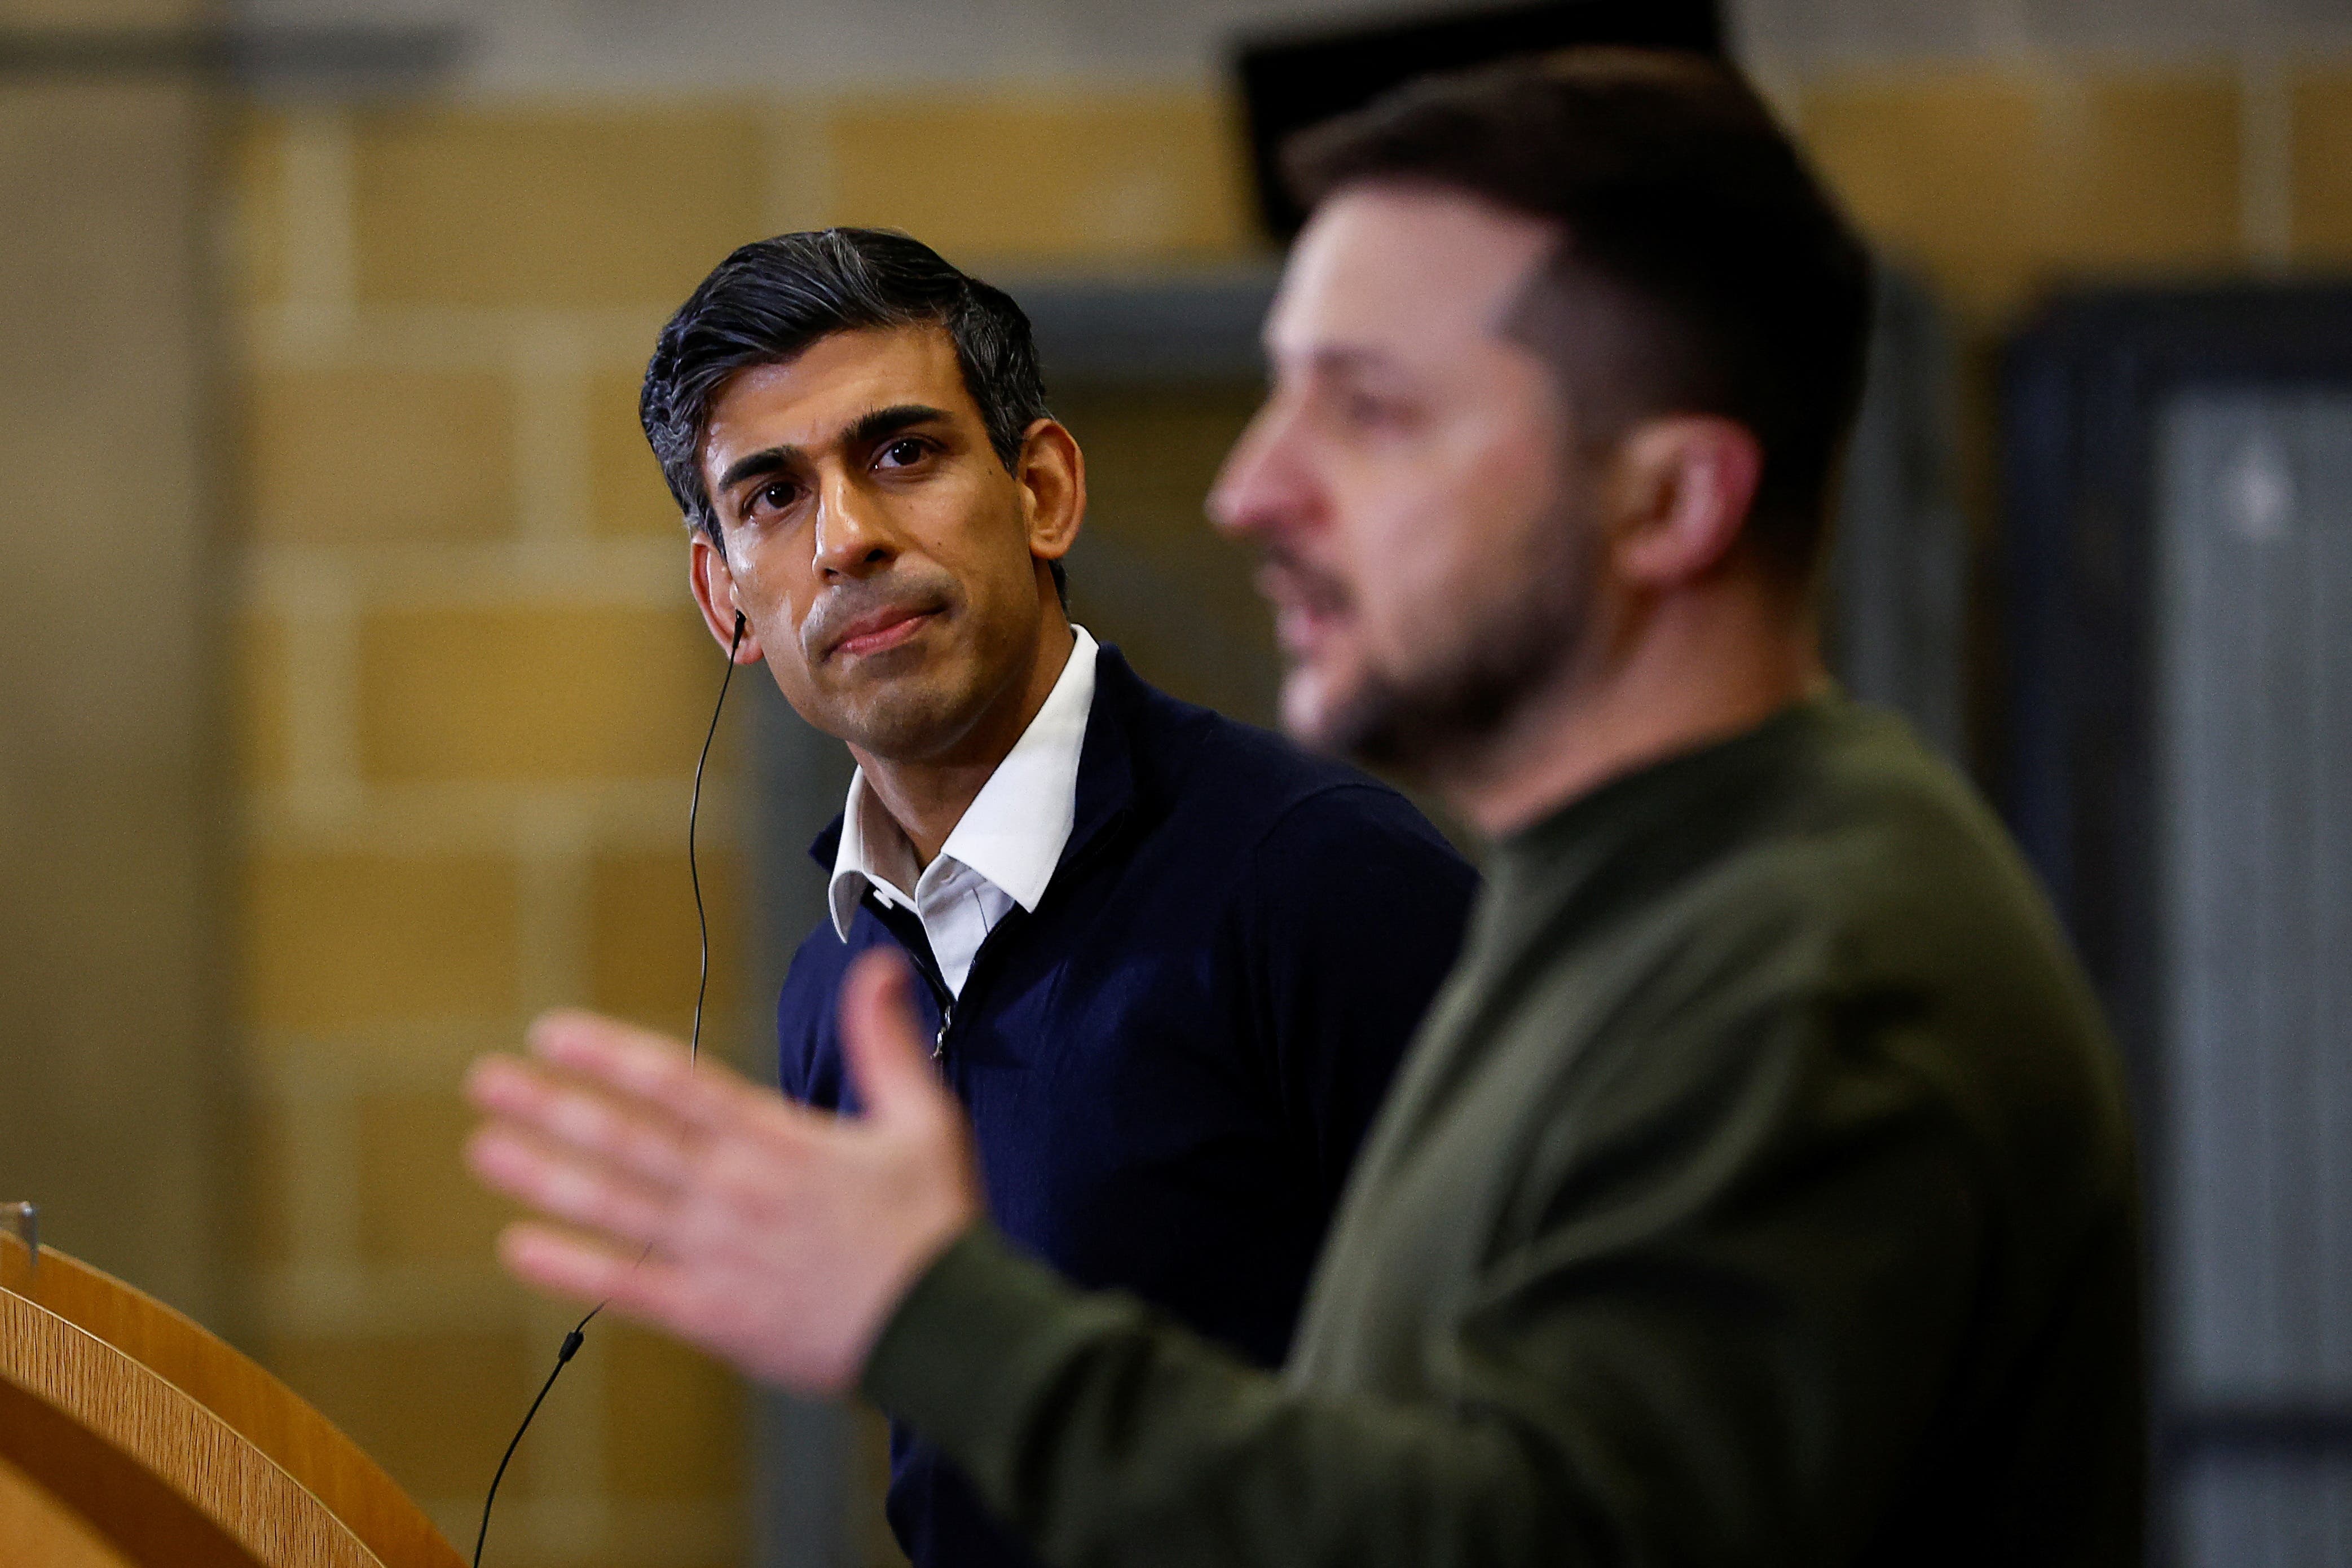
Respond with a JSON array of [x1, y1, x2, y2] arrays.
[[827, 628, 1099, 997]]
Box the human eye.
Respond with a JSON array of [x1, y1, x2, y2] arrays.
[[1335, 384, 1419, 434], [743, 477, 801, 519], [875, 435, 934, 470]]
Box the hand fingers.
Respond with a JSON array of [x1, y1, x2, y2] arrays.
[[496, 1221, 687, 1320], [467, 1121, 675, 1250], [526, 1009, 745, 1131], [465, 1055, 698, 1191], [838, 950, 955, 1133]]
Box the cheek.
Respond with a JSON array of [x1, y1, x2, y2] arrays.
[[1330, 441, 1513, 619], [919, 498, 1034, 618], [1350, 420, 1565, 657], [722, 541, 821, 681]]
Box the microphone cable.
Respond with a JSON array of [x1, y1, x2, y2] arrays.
[[472, 610, 745, 1568]]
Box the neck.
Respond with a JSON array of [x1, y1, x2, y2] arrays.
[[853, 614, 1076, 866], [1436, 573, 1825, 840]]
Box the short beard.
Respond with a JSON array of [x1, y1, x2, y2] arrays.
[[1320, 503, 1595, 776]]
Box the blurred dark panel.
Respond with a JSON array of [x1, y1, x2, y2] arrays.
[[1232, 0, 1722, 241], [1020, 265, 1278, 386], [1828, 268, 1968, 764], [2005, 285, 2352, 1567], [1055, 383, 1277, 728]]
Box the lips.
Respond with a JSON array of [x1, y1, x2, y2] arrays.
[[1257, 554, 1351, 658], [826, 602, 938, 660]]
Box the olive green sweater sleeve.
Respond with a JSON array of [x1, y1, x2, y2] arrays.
[[860, 998, 1996, 1568], [861, 1222, 1571, 1568]]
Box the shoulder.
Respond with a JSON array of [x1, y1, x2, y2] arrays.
[[1710, 702, 2079, 993], [1654, 702, 2131, 1210], [1121, 688, 1478, 963], [1120, 671, 1465, 870]]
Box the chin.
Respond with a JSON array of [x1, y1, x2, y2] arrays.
[[834, 673, 982, 760]]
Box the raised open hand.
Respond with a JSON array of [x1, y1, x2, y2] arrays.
[[464, 949, 981, 1394]]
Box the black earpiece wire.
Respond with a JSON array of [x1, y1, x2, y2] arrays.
[[686, 611, 744, 1070], [472, 609, 746, 1568]]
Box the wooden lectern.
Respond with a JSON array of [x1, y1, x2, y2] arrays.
[[0, 1219, 465, 1568]]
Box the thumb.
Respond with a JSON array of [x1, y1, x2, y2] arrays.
[[838, 949, 953, 1130]]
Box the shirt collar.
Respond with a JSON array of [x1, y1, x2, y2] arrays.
[[827, 627, 1100, 941]]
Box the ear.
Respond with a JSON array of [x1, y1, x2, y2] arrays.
[[688, 533, 766, 664], [1013, 417, 1085, 567], [1607, 416, 1765, 589]]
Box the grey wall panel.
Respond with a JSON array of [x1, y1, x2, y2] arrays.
[[1830, 268, 1967, 762], [2158, 390, 2352, 1408], [2178, 1449, 2352, 1568]]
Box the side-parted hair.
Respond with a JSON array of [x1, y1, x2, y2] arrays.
[[639, 227, 1063, 599], [1284, 50, 1874, 582]]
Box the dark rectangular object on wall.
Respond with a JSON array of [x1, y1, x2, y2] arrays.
[[1232, 0, 1721, 240], [2003, 285, 2352, 1568]]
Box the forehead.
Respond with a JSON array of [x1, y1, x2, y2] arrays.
[[1266, 184, 1558, 370], [699, 323, 975, 465]]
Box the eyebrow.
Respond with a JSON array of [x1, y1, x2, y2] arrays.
[[714, 403, 954, 496], [1265, 341, 1404, 381]]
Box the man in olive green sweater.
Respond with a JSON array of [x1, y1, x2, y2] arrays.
[[466, 51, 2143, 1565]]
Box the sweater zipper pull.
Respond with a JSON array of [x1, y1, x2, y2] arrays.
[[932, 1001, 952, 1060]]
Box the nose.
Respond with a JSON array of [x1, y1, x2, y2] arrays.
[[810, 470, 900, 579], [1208, 394, 1319, 548]]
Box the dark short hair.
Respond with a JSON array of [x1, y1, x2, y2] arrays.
[[1284, 50, 1873, 581], [640, 227, 1064, 601]]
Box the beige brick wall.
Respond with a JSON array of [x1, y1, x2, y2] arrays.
[[826, 93, 1253, 262], [1794, 60, 2352, 321], [228, 101, 774, 1568]]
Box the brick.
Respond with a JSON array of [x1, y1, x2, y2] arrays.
[[2292, 71, 2352, 262], [601, 1322, 743, 1500], [2063, 73, 2241, 268], [228, 108, 288, 308], [245, 367, 516, 542], [241, 1095, 293, 1269], [265, 1330, 533, 1500], [587, 849, 742, 1043], [827, 93, 1253, 263], [1801, 71, 2054, 316], [233, 611, 290, 787], [587, 367, 688, 539], [355, 1090, 516, 1265], [1801, 68, 2241, 318], [350, 108, 767, 309], [356, 605, 726, 782], [241, 851, 518, 1033]]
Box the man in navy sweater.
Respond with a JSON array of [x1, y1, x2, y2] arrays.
[[634, 228, 1476, 1568]]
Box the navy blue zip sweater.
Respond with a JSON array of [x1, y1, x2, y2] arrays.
[[776, 645, 1478, 1568]]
